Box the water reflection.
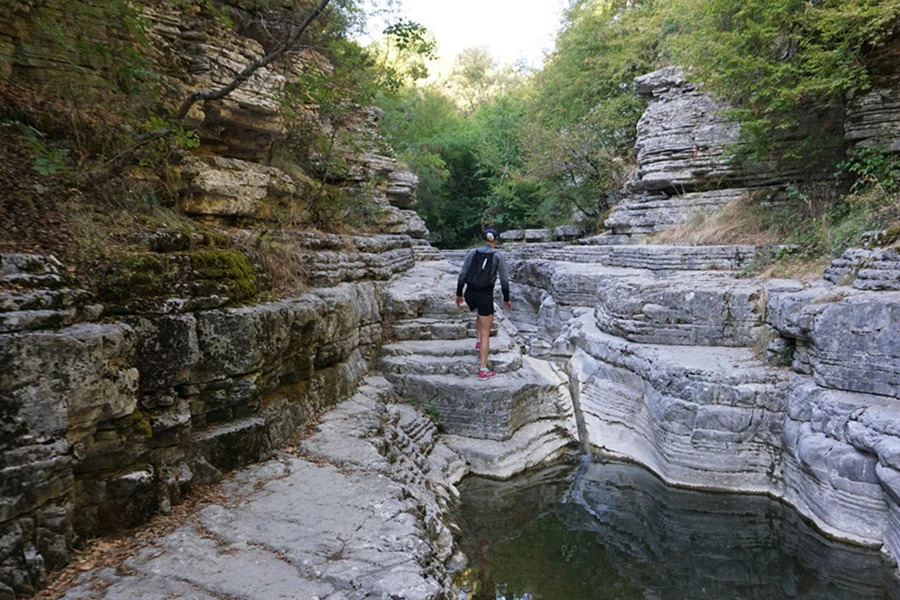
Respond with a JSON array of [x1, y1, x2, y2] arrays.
[[454, 459, 900, 600]]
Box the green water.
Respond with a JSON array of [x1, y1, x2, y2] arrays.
[[454, 459, 900, 600]]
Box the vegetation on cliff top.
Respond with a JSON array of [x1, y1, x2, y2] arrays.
[[1, 0, 898, 270], [375, 0, 900, 252]]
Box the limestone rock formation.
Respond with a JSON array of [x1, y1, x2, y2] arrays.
[[505, 236, 900, 562], [844, 36, 900, 152], [380, 260, 578, 479], [604, 67, 790, 239], [0, 252, 386, 596], [824, 247, 900, 291], [178, 156, 300, 219], [59, 378, 459, 600]]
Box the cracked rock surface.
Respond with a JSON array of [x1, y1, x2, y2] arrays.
[[59, 378, 457, 600]]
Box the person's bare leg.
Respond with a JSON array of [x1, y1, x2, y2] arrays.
[[478, 313, 493, 371], [475, 312, 482, 347]]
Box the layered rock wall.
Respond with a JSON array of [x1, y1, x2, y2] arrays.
[[507, 238, 900, 558], [0, 236, 420, 597], [603, 67, 790, 238]]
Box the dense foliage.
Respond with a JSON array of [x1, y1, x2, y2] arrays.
[[3, 0, 898, 255], [375, 0, 900, 249]]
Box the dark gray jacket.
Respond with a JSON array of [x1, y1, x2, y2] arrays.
[[456, 244, 510, 302]]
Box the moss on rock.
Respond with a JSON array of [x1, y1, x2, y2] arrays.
[[99, 253, 179, 301], [98, 248, 259, 304], [189, 249, 258, 302]]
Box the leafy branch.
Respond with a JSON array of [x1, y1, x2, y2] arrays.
[[174, 0, 332, 120]]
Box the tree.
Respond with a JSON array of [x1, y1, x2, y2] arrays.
[[666, 0, 900, 164], [445, 47, 523, 114], [368, 18, 437, 92], [523, 0, 666, 228]]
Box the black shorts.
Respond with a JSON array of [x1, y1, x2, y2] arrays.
[[464, 288, 494, 316]]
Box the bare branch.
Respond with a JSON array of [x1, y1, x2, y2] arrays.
[[174, 0, 332, 121]]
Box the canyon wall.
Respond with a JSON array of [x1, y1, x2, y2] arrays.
[[500, 65, 900, 565], [2, 5, 900, 596]]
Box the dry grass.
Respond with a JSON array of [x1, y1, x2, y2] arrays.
[[753, 256, 833, 281], [231, 231, 312, 298], [648, 194, 785, 247]]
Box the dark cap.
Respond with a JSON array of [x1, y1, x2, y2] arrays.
[[483, 228, 499, 242]]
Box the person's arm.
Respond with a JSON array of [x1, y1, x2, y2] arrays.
[[497, 251, 511, 308], [456, 250, 474, 298]]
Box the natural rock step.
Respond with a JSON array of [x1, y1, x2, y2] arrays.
[[576, 232, 639, 246], [410, 239, 443, 262], [535, 244, 760, 271], [380, 346, 522, 377], [191, 417, 271, 478], [387, 357, 571, 442], [0, 289, 102, 333], [0, 272, 67, 290], [824, 247, 900, 291], [383, 330, 515, 358], [440, 249, 467, 266], [594, 272, 799, 347], [382, 261, 468, 320], [392, 317, 469, 341], [604, 188, 755, 235], [442, 419, 577, 480]]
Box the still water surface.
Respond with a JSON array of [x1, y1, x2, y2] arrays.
[[454, 459, 900, 600]]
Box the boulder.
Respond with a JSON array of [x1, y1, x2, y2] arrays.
[[178, 156, 297, 218]]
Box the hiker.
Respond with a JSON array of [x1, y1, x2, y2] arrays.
[[455, 228, 511, 379]]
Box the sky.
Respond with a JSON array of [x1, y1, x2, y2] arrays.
[[363, 0, 567, 72]]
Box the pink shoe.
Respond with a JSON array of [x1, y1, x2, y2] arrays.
[[475, 341, 481, 350], [478, 369, 496, 379]]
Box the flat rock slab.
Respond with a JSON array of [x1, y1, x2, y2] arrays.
[[60, 378, 453, 600], [594, 271, 775, 346]]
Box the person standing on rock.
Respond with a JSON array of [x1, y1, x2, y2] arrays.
[[455, 228, 511, 379]]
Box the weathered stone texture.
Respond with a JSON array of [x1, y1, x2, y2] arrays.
[[594, 272, 771, 346], [0, 270, 387, 593], [768, 288, 900, 398], [143, 5, 286, 161], [179, 156, 298, 218], [809, 292, 900, 398], [824, 247, 900, 291], [0, 255, 103, 334], [567, 312, 792, 493], [629, 67, 782, 194], [58, 378, 460, 600], [525, 244, 760, 271], [605, 188, 746, 235], [782, 382, 892, 545]]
